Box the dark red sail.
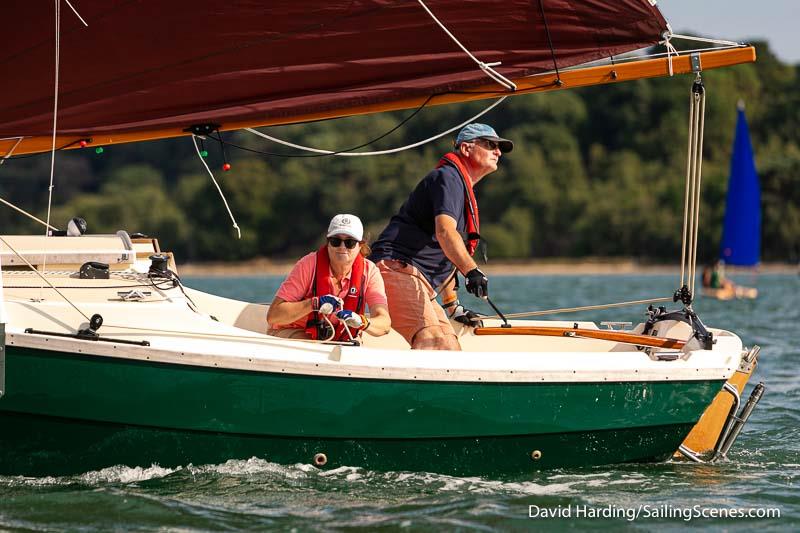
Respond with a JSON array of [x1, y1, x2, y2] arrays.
[[1, 0, 667, 141]]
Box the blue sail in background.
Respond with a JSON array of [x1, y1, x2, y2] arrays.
[[719, 104, 761, 266]]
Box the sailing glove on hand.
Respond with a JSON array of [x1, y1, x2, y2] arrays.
[[445, 300, 483, 327], [465, 268, 489, 298], [318, 294, 343, 315], [336, 309, 369, 331]]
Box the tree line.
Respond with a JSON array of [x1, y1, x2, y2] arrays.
[[1, 41, 797, 264]]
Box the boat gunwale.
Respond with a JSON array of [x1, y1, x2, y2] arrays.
[[5, 330, 740, 384]]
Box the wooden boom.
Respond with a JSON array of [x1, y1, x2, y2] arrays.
[[474, 326, 686, 349]]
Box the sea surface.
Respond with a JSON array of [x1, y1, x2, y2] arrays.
[[1, 273, 798, 531]]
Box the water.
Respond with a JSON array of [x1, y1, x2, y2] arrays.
[[2, 274, 798, 530]]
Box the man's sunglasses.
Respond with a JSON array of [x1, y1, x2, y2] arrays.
[[327, 237, 360, 249], [473, 138, 500, 151]]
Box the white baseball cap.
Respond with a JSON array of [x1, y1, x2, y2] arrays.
[[327, 214, 363, 241]]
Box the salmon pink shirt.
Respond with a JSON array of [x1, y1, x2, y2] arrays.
[[272, 251, 387, 330]]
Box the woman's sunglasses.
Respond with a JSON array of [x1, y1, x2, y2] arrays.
[[327, 237, 360, 249]]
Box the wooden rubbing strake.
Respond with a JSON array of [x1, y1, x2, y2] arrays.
[[474, 326, 686, 349]]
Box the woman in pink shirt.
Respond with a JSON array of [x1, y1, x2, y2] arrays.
[[267, 214, 391, 341]]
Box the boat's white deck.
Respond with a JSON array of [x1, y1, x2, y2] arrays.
[[0, 234, 744, 383], [1, 268, 743, 383]]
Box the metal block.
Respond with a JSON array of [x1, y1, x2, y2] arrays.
[[691, 53, 702, 73]]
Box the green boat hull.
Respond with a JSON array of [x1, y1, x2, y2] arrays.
[[0, 346, 723, 476]]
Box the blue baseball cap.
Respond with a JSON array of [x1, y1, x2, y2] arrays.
[[455, 123, 513, 153]]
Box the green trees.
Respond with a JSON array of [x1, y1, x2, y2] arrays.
[[0, 42, 796, 263]]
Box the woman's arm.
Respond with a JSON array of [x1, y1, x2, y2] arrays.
[[266, 296, 314, 327], [364, 304, 391, 336]]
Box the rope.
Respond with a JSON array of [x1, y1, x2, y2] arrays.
[[480, 297, 673, 321], [0, 197, 59, 231], [228, 95, 434, 158], [662, 34, 679, 76], [416, 0, 516, 91], [191, 135, 241, 239], [245, 96, 508, 156], [679, 92, 694, 288], [64, 0, 88, 26], [658, 32, 745, 78], [690, 85, 706, 295], [669, 33, 742, 47], [678, 79, 706, 297], [41, 0, 62, 297], [0, 137, 23, 165]]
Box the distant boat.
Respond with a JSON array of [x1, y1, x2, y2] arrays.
[[703, 101, 760, 300]]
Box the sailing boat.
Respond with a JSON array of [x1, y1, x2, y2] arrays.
[[0, 1, 764, 476], [702, 102, 761, 300]]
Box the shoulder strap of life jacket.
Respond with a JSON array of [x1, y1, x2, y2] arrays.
[[305, 246, 366, 340]]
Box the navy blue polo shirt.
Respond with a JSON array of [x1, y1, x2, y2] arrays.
[[369, 161, 467, 288]]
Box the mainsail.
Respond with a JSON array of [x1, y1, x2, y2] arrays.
[[1, 1, 753, 155], [719, 104, 761, 267]]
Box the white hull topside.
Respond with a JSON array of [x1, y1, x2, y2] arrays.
[[0, 233, 744, 384]]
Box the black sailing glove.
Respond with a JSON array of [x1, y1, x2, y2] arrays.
[[465, 268, 489, 298]]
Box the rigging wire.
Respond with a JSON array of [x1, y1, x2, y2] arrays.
[[0, 235, 90, 322], [538, 0, 562, 85], [480, 297, 674, 321], [244, 96, 508, 156], [1, 138, 87, 161], [0, 197, 59, 231]]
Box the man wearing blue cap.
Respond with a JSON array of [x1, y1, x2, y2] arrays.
[[369, 123, 513, 350]]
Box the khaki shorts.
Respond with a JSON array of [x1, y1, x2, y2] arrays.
[[377, 259, 455, 345], [267, 328, 311, 340]]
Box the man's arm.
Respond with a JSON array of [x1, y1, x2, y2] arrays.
[[440, 275, 458, 306], [434, 213, 477, 276]]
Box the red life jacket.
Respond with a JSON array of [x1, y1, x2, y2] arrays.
[[437, 152, 480, 255], [304, 245, 366, 341]]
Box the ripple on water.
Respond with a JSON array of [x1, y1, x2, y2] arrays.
[[1, 274, 797, 529]]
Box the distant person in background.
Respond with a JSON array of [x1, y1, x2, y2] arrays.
[[267, 214, 391, 341], [702, 259, 735, 291], [369, 123, 513, 350], [702, 263, 713, 288]]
